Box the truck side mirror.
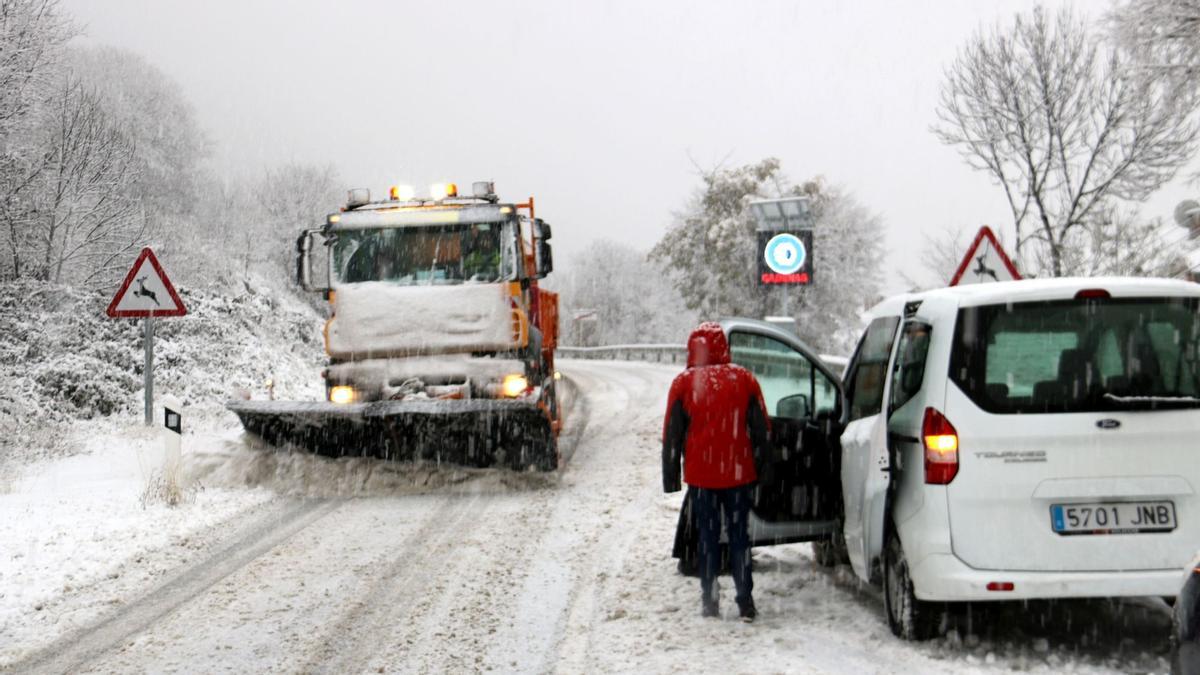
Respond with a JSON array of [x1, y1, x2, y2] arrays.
[[536, 241, 553, 279], [295, 229, 329, 293]]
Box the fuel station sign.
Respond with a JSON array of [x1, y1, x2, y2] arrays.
[[758, 230, 814, 285]]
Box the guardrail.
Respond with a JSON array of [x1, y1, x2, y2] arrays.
[[557, 344, 848, 374], [557, 344, 687, 365]]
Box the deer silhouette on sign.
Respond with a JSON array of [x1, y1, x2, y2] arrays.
[[134, 276, 160, 306], [973, 253, 999, 282]]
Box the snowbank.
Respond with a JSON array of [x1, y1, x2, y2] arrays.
[[0, 422, 273, 665]]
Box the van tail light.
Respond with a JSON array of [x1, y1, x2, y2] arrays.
[[986, 581, 1014, 592], [1075, 288, 1111, 300], [923, 407, 959, 485]]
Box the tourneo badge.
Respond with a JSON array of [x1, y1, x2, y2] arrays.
[[757, 230, 813, 285]]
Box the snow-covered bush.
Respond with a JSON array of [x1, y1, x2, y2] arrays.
[[0, 278, 326, 461], [33, 354, 137, 417]]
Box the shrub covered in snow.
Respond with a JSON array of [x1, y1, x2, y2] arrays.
[[0, 279, 326, 461], [34, 354, 138, 417]]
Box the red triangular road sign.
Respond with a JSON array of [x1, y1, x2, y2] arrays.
[[949, 226, 1022, 286], [106, 247, 188, 317]]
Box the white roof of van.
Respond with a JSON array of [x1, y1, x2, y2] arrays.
[[869, 277, 1200, 317]]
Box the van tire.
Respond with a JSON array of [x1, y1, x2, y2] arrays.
[[883, 531, 941, 641]]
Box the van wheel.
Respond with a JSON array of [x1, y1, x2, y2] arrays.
[[883, 531, 941, 641]]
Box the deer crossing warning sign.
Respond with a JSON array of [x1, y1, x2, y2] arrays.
[[106, 247, 187, 317], [949, 226, 1022, 286]]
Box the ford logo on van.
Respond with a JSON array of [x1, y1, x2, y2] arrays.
[[1096, 419, 1122, 430]]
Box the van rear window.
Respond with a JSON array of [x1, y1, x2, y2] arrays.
[[950, 297, 1200, 413]]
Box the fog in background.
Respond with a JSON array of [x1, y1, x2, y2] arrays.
[[62, 0, 1195, 291]]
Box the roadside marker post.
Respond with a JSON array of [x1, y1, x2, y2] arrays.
[[162, 395, 183, 473], [105, 247, 188, 425]]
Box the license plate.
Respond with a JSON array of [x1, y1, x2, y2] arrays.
[[1050, 501, 1176, 535]]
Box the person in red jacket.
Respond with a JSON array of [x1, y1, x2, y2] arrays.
[[663, 322, 770, 621]]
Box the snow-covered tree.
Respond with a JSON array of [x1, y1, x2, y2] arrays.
[[0, 0, 73, 144], [651, 159, 883, 354], [63, 47, 209, 225], [32, 76, 142, 285], [1109, 0, 1200, 88], [908, 224, 976, 289], [0, 0, 75, 280], [933, 6, 1200, 278], [552, 239, 697, 346], [247, 163, 341, 284]]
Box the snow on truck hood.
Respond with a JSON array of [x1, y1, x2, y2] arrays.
[[326, 282, 520, 359]]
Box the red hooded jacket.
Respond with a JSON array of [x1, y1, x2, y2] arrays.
[[662, 323, 770, 491]]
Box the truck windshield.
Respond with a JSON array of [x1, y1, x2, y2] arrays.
[[332, 223, 506, 285], [950, 297, 1200, 413]]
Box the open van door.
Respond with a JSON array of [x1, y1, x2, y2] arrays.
[[670, 319, 844, 574], [841, 315, 901, 582], [724, 321, 844, 537]]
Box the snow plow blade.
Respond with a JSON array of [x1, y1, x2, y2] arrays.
[[226, 399, 558, 471]]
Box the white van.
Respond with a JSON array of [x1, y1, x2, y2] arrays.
[[842, 277, 1200, 639]]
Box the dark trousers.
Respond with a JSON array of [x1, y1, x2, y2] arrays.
[[694, 484, 753, 607]]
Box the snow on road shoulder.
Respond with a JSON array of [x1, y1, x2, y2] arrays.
[[0, 420, 273, 665], [581, 487, 1173, 674]]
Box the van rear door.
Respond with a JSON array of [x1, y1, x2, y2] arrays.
[[944, 295, 1200, 572]]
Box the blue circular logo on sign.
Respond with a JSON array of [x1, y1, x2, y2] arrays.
[[764, 233, 806, 274]]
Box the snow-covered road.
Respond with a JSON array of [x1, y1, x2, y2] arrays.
[[3, 360, 1174, 674]]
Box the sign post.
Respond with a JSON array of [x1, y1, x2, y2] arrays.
[[144, 317, 154, 425], [749, 197, 816, 316], [949, 226, 1021, 286], [106, 247, 188, 425]]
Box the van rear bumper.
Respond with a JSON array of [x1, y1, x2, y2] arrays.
[[910, 553, 1181, 602]]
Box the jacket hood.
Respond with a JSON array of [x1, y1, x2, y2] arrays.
[[687, 322, 731, 368]]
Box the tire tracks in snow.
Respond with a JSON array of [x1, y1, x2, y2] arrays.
[[12, 360, 672, 675], [305, 373, 599, 673], [478, 360, 676, 673], [296, 493, 486, 673], [10, 497, 339, 675], [550, 361, 675, 673]]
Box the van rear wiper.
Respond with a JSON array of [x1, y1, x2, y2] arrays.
[[1103, 393, 1200, 406]]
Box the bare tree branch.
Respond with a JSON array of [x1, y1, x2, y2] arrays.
[[933, 6, 1200, 277]]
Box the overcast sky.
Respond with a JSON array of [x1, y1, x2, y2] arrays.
[[62, 0, 1195, 291]]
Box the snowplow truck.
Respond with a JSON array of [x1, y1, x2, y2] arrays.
[[227, 181, 562, 470]]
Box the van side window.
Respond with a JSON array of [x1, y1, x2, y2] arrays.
[[890, 321, 932, 412], [845, 316, 900, 421]]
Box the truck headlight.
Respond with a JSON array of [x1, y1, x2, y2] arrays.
[[329, 385, 356, 404], [501, 374, 528, 398]]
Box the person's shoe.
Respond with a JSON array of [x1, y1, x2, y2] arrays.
[[701, 600, 719, 618], [738, 600, 757, 623]]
